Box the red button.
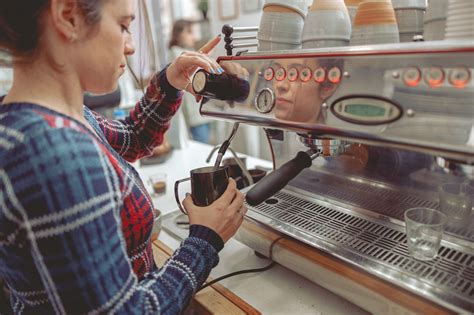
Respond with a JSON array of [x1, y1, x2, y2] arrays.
[[288, 68, 299, 82], [275, 68, 286, 81], [313, 67, 326, 83], [449, 67, 471, 89], [328, 67, 342, 84], [264, 68, 274, 81], [403, 67, 421, 87], [300, 68, 312, 82], [425, 67, 444, 87]]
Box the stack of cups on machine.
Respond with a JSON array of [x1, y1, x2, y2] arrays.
[[350, 0, 400, 45], [344, 0, 365, 24], [257, 0, 309, 51], [301, 0, 352, 49], [392, 0, 427, 42], [424, 0, 448, 41], [444, 0, 474, 40]]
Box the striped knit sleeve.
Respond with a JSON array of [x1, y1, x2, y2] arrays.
[[3, 128, 218, 315], [89, 66, 183, 162]]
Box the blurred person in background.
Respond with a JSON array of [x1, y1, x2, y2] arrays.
[[168, 19, 214, 144]]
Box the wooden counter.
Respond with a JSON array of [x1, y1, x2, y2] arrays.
[[152, 240, 261, 315]]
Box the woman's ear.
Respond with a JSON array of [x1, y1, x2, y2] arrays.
[[49, 0, 82, 41], [320, 81, 340, 101]]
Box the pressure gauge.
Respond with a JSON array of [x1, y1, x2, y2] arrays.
[[255, 88, 275, 113]]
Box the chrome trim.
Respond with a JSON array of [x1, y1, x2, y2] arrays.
[[244, 188, 473, 314]]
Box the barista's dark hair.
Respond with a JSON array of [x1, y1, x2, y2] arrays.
[[0, 0, 108, 57]]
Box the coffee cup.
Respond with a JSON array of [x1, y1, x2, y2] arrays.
[[258, 5, 305, 51], [351, 0, 400, 45], [302, 0, 352, 49]]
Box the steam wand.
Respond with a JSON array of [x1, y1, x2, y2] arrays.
[[213, 122, 240, 170]]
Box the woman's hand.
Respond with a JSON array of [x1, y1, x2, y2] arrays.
[[166, 35, 223, 98], [183, 179, 247, 243]]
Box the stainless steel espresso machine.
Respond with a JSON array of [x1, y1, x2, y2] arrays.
[[195, 35, 474, 314]]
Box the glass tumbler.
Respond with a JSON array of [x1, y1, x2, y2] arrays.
[[439, 183, 472, 229], [149, 173, 167, 196], [404, 207, 447, 261]]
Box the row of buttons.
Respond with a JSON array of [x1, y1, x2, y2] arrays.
[[402, 67, 471, 88], [264, 67, 343, 84]]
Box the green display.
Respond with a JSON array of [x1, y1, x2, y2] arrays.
[[344, 104, 386, 117]]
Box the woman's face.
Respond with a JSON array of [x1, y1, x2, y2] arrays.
[[73, 0, 136, 94], [179, 25, 197, 49], [272, 59, 324, 123]]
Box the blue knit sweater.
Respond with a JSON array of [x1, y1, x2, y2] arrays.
[[0, 68, 223, 314]]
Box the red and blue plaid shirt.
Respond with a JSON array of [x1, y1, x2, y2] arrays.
[[0, 67, 223, 314]]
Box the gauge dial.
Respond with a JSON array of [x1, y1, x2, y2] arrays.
[[192, 71, 207, 93], [255, 88, 275, 113]]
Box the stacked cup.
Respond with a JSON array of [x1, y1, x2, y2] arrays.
[[301, 0, 352, 49], [350, 0, 400, 45], [392, 0, 427, 42], [258, 0, 309, 51], [344, 0, 365, 24], [424, 0, 448, 41], [445, 0, 474, 40]]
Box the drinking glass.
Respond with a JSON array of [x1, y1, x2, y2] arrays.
[[149, 173, 167, 196], [439, 183, 472, 229], [404, 207, 447, 261]]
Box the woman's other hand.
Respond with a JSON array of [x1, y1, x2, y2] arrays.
[[166, 35, 223, 98], [183, 179, 247, 243]]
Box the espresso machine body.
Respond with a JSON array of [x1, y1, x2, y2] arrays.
[[200, 40, 474, 313]]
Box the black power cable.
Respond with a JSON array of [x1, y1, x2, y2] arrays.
[[196, 237, 283, 293], [197, 261, 276, 292]]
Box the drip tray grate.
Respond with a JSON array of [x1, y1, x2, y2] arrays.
[[248, 190, 474, 312]]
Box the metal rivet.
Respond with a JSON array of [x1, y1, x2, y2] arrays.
[[392, 72, 400, 79], [322, 103, 328, 109], [343, 71, 350, 78], [406, 109, 415, 117]]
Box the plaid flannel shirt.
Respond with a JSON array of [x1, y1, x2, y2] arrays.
[[0, 67, 223, 314]]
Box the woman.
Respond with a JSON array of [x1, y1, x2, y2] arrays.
[[168, 19, 213, 144], [0, 0, 246, 314]]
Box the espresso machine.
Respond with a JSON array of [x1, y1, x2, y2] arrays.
[[193, 26, 474, 313]]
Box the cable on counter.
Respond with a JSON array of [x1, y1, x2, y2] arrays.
[[196, 237, 283, 292]]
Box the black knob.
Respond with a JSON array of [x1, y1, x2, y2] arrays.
[[222, 24, 234, 37], [192, 69, 250, 102]]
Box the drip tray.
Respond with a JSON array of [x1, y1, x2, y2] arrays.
[[161, 211, 189, 241], [247, 190, 474, 313]]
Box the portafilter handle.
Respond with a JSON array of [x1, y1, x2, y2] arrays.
[[246, 149, 320, 206]]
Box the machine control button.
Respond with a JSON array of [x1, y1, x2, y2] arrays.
[[449, 67, 471, 88], [425, 67, 444, 87], [328, 67, 342, 84], [313, 67, 326, 83], [275, 68, 286, 81], [264, 67, 275, 81], [403, 67, 421, 87], [288, 68, 299, 82], [255, 88, 276, 113], [300, 68, 312, 82]]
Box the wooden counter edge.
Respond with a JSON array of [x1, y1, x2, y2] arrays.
[[152, 239, 261, 315], [241, 219, 456, 315]]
